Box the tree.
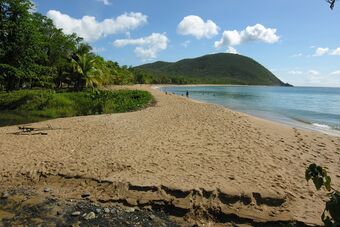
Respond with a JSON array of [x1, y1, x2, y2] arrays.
[[104, 61, 119, 84], [0, 0, 152, 91], [0, 64, 24, 91], [0, 0, 89, 91], [0, 0, 43, 90], [70, 53, 103, 90]]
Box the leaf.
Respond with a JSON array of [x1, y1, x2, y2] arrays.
[[321, 167, 328, 177], [316, 166, 324, 175], [313, 177, 324, 190], [322, 217, 333, 227], [327, 192, 340, 223], [325, 176, 332, 191]]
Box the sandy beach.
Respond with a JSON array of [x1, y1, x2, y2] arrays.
[[0, 85, 339, 225]]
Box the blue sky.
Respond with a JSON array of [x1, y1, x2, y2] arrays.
[[34, 0, 340, 87]]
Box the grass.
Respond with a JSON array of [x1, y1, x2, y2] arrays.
[[0, 89, 154, 127]]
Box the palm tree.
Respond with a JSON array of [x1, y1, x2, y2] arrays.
[[70, 53, 103, 91]]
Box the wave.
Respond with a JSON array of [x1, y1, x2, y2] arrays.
[[292, 117, 335, 130], [311, 123, 332, 130]]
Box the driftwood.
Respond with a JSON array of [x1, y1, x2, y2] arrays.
[[18, 124, 52, 132], [12, 124, 65, 135]]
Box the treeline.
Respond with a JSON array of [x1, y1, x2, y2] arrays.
[[0, 0, 190, 93], [133, 70, 196, 85]]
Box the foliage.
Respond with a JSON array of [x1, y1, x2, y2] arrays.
[[0, 89, 154, 126], [135, 53, 291, 86], [0, 0, 142, 91], [70, 53, 103, 90], [305, 163, 332, 191], [305, 164, 340, 226], [0, 64, 24, 91], [327, 0, 336, 9]]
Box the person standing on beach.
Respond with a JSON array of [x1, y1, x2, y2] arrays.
[[186, 90, 189, 98]]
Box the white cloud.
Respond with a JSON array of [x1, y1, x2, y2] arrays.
[[47, 10, 147, 42], [92, 47, 106, 53], [113, 33, 169, 60], [214, 24, 279, 51], [290, 53, 303, 58], [288, 70, 303, 75], [181, 40, 191, 48], [313, 47, 329, 57], [287, 69, 340, 87], [331, 47, 340, 55], [97, 0, 111, 5], [177, 15, 219, 39], [307, 70, 322, 84], [215, 30, 242, 46], [330, 70, 340, 75], [312, 47, 340, 56], [308, 70, 320, 76], [227, 46, 238, 54]]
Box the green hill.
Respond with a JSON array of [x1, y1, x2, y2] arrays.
[[135, 53, 291, 86]]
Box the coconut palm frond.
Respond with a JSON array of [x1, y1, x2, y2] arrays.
[[327, 0, 336, 9], [70, 53, 105, 90]]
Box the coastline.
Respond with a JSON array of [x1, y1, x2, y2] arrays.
[[155, 84, 340, 137], [1, 85, 339, 225]]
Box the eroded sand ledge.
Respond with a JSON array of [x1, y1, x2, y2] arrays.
[[0, 85, 339, 225]]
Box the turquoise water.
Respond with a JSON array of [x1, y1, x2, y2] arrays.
[[161, 86, 340, 135]]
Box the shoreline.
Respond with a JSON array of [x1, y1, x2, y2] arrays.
[[1, 85, 339, 225], [154, 84, 340, 137]]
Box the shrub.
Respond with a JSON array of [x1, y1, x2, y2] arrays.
[[0, 89, 154, 126], [305, 164, 340, 226]]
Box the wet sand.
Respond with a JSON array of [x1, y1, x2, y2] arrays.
[[0, 85, 339, 226]]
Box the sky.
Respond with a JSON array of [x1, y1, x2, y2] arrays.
[[33, 0, 340, 87]]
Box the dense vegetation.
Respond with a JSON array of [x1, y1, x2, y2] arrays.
[[0, 0, 156, 126], [135, 53, 291, 86], [0, 0, 153, 91], [0, 89, 153, 126]]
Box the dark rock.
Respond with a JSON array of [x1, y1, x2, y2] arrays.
[[43, 188, 51, 193], [95, 208, 101, 214], [81, 192, 91, 198], [110, 208, 116, 214]]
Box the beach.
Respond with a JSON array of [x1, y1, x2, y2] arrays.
[[0, 85, 339, 225]]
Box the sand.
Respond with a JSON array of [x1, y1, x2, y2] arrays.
[[0, 85, 339, 225]]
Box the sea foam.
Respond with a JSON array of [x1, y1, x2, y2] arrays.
[[312, 123, 331, 129]]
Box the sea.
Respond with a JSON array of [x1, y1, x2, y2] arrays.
[[160, 85, 340, 136]]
